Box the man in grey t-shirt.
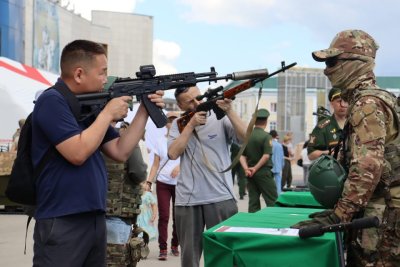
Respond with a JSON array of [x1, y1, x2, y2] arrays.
[[168, 86, 246, 267]]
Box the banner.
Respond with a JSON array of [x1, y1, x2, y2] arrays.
[[33, 0, 60, 73]]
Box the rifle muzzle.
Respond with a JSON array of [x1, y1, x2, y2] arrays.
[[231, 69, 269, 80]]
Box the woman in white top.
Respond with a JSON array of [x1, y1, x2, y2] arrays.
[[145, 112, 181, 261]]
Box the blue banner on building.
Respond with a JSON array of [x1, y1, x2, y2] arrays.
[[33, 0, 60, 73]]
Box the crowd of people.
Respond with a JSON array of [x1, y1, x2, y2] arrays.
[[14, 28, 399, 267]]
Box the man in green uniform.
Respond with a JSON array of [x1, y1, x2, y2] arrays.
[[240, 109, 277, 212], [292, 29, 400, 266], [307, 87, 348, 160]]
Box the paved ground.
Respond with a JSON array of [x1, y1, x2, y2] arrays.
[[0, 164, 304, 267]]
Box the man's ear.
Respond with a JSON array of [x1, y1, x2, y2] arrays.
[[73, 67, 84, 84]]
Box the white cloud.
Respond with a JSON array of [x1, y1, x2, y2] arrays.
[[60, 0, 137, 20], [152, 39, 181, 75], [153, 40, 181, 61], [179, 0, 276, 27], [178, 0, 400, 37]]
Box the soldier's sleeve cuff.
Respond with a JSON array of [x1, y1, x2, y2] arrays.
[[334, 203, 358, 223]]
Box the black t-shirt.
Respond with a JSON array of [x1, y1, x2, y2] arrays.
[[283, 144, 289, 157]]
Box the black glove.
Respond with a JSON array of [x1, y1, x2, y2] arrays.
[[291, 210, 340, 229], [308, 209, 333, 219]]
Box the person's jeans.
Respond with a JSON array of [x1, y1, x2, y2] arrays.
[[273, 172, 282, 195]]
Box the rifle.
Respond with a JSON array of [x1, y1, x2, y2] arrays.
[[177, 61, 297, 132], [75, 65, 270, 128], [299, 216, 380, 267], [312, 106, 331, 122]]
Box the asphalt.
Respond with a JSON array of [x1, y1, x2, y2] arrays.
[[0, 164, 304, 267]]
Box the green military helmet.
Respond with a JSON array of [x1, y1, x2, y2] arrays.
[[308, 155, 347, 208]]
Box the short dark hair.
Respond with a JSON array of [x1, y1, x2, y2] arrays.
[[60, 40, 106, 77], [255, 117, 267, 126], [174, 86, 190, 99], [270, 130, 279, 138]]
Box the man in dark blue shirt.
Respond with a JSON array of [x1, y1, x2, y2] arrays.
[[32, 40, 164, 267]]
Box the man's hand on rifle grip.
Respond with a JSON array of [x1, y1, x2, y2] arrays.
[[189, 111, 207, 127], [147, 90, 165, 108], [216, 98, 233, 113], [102, 96, 132, 122]]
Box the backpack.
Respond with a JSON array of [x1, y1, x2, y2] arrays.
[[5, 113, 54, 206], [5, 82, 81, 254], [5, 82, 81, 206]]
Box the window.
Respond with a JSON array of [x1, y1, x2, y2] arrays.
[[270, 102, 277, 112], [269, 121, 277, 131]]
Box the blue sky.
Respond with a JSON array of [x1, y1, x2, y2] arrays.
[[66, 0, 400, 79]]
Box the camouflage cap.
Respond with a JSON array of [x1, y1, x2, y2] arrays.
[[328, 88, 342, 101], [255, 108, 270, 119], [312, 30, 379, 62]]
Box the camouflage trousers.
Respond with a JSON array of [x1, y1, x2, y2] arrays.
[[346, 204, 400, 267]]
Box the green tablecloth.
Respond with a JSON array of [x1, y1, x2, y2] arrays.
[[275, 191, 323, 208], [203, 207, 339, 267]]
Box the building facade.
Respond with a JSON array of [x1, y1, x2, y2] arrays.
[[1, 0, 153, 77]]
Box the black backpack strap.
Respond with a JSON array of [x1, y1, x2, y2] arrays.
[[52, 81, 81, 121], [32, 82, 81, 179], [33, 146, 55, 178]]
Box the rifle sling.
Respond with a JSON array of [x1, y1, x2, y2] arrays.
[[220, 85, 263, 173]]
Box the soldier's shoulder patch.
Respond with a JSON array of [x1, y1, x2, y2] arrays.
[[309, 135, 316, 145], [269, 139, 272, 146], [318, 119, 330, 129]]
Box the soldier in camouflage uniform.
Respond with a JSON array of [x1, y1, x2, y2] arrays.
[[104, 122, 149, 267], [307, 87, 348, 161], [293, 30, 400, 266]]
